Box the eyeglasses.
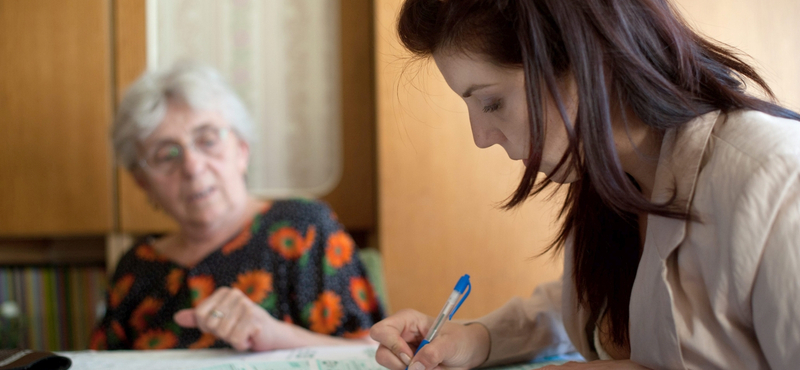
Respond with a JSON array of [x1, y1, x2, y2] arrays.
[[138, 126, 231, 175]]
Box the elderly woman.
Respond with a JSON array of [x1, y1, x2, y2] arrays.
[[90, 61, 383, 351]]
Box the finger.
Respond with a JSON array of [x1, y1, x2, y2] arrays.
[[370, 310, 427, 364], [173, 309, 197, 328], [214, 291, 249, 338], [375, 344, 410, 370], [195, 287, 234, 333], [227, 308, 259, 351], [410, 338, 456, 370]]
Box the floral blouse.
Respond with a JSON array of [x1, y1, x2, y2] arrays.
[[89, 199, 384, 350]]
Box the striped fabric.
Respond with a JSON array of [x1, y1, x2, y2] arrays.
[[0, 266, 107, 351]]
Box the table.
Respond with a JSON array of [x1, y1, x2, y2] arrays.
[[59, 345, 572, 370]]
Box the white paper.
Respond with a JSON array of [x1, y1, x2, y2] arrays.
[[61, 345, 569, 370]]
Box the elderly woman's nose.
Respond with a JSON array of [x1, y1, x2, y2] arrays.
[[180, 147, 207, 176]]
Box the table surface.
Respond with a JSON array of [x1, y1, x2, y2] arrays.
[[59, 345, 573, 370]]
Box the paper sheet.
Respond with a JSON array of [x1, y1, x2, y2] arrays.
[[62, 345, 569, 370]]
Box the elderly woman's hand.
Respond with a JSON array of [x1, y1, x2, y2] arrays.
[[174, 287, 288, 351]]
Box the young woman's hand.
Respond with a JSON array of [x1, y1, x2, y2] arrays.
[[369, 309, 491, 370], [540, 360, 651, 369], [174, 286, 288, 351]]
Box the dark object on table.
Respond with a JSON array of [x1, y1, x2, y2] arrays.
[[0, 349, 71, 370]]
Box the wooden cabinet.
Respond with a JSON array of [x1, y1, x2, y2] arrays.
[[0, 0, 114, 236], [0, 0, 376, 240]]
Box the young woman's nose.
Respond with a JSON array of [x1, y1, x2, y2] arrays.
[[469, 116, 503, 149]]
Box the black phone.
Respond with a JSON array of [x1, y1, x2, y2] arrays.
[[0, 349, 71, 370]]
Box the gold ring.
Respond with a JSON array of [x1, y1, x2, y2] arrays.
[[210, 309, 225, 319]]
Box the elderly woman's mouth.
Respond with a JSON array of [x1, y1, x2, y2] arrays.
[[188, 187, 216, 202]]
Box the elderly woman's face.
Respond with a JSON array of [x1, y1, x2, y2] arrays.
[[136, 103, 250, 228]]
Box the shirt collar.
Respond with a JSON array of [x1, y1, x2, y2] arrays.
[[648, 110, 722, 259]]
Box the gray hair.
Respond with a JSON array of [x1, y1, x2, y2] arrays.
[[112, 60, 254, 169]]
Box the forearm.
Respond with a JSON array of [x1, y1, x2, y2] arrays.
[[254, 321, 376, 351], [475, 283, 574, 367]]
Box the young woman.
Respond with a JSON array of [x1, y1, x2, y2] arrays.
[[369, 0, 800, 369]]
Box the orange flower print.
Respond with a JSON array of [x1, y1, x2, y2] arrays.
[[326, 231, 354, 268], [133, 329, 178, 350], [129, 297, 163, 332], [350, 277, 377, 312], [89, 328, 107, 350], [109, 274, 135, 309], [166, 269, 184, 296], [188, 333, 217, 349], [343, 328, 371, 339], [283, 314, 294, 324], [269, 224, 316, 260], [221, 227, 252, 255], [188, 275, 215, 306], [135, 244, 167, 262], [109, 320, 127, 344], [232, 270, 273, 304], [309, 291, 344, 334]]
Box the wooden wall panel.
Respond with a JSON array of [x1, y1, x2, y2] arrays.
[[375, 0, 565, 318], [673, 0, 800, 109], [0, 0, 114, 236], [321, 0, 377, 232]]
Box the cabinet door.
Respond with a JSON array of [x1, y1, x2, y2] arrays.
[[0, 0, 113, 236], [114, 0, 178, 234]]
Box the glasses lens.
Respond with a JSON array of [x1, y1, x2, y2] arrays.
[[192, 126, 228, 157], [144, 143, 182, 174]]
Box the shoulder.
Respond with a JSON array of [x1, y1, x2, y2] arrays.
[[693, 110, 800, 270], [111, 240, 151, 276], [699, 110, 800, 206], [711, 110, 800, 166]]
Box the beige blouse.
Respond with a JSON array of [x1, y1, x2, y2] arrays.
[[476, 110, 800, 369]]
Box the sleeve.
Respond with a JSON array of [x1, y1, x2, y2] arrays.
[[286, 200, 384, 337], [474, 280, 577, 367], [751, 174, 800, 370]]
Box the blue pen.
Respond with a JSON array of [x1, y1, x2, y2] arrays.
[[407, 274, 471, 368]]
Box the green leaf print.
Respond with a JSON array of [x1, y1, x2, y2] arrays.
[[301, 303, 313, 325], [298, 253, 310, 268], [165, 322, 182, 336], [261, 292, 277, 313], [323, 259, 337, 276], [251, 215, 262, 234], [268, 220, 292, 234]]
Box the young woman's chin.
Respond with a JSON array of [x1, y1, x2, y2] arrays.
[[545, 167, 580, 184]]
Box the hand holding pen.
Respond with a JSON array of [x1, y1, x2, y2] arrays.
[[370, 275, 491, 370]]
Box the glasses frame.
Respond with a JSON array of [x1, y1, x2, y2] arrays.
[[137, 126, 232, 175]]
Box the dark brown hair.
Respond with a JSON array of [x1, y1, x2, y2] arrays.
[[398, 0, 799, 348]]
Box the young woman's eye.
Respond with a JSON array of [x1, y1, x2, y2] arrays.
[[482, 101, 501, 113]]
